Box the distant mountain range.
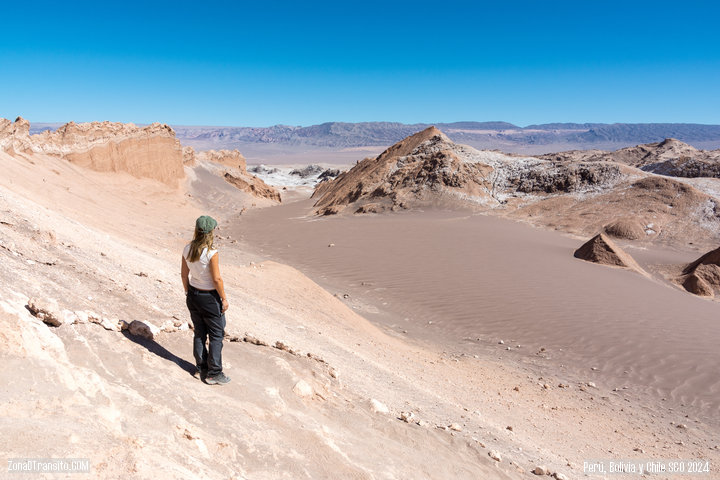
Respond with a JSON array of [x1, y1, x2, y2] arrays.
[[31, 121, 720, 154]]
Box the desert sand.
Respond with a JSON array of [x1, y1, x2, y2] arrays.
[[2, 118, 719, 479]]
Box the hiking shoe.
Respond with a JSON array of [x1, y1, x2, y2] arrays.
[[206, 373, 231, 385], [194, 368, 208, 380]]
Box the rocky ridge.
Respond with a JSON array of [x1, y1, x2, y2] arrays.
[[540, 138, 720, 178], [313, 127, 628, 215], [312, 127, 720, 248], [171, 121, 720, 152], [1, 117, 279, 202], [196, 148, 247, 171], [1, 116, 184, 186]]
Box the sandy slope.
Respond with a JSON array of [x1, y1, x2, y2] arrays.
[[0, 149, 524, 479], [239, 198, 720, 477]]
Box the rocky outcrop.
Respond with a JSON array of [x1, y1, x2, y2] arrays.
[[317, 168, 341, 182], [541, 138, 720, 179], [291, 165, 325, 178], [612, 138, 705, 168], [34, 121, 185, 187], [182, 146, 197, 166], [196, 149, 247, 171], [504, 162, 622, 194], [1, 118, 186, 187], [312, 127, 500, 215], [513, 172, 720, 248], [678, 247, 720, 297], [224, 172, 282, 203], [310, 127, 720, 247], [573, 233, 643, 272], [0, 116, 32, 154], [312, 127, 626, 215], [184, 146, 279, 202], [27, 297, 62, 327]]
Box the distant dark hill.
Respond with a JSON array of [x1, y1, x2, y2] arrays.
[[31, 120, 720, 154], [569, 123, 720, 144], [436, 121, 519, 130]]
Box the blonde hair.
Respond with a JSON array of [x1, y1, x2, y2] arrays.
[[187, 227, 215, 262]]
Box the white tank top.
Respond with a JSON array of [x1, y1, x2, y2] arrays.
[[183, 244, 218, 290]]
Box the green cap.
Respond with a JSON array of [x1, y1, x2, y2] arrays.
[[195, 215, 217, 234]]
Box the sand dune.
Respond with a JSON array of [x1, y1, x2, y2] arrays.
[[573, 233, 645, 273]]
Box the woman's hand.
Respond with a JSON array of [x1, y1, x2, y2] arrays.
[[222, 298, 229, 313]]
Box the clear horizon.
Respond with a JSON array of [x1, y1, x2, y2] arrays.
[[1, 0, 719, 126]]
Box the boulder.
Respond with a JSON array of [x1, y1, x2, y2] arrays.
[[370, 399, 389, 414], [27, 297, 62, 326], [292, 380, 314, 398], [679, 247, 720, 296], [127, 320, 160, 340]]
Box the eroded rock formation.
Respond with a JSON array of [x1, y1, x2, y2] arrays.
[[541, 138, 720, 179], [679, 247, 720, 297], [1, 117, 185, 186], [224, 172, 282, 203], [312, 127, 720, 248], [196, 149, 247, 171], [312, 126, 626, 215]]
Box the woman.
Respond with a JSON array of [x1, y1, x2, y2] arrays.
[[181, 215, 230, 385]]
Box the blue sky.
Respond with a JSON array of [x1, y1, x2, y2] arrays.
[[0, 0, 718, 126]]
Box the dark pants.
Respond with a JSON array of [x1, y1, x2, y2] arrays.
[[186, 285, 226, 376]]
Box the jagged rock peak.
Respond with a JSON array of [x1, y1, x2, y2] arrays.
[[0, 116, 30, 137], [13, 116, 30, 131], [0, 116, 32, 152], [377, 126, 451, 160]]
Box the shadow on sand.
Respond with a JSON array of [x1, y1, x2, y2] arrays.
[[122, 330, 196, 376]]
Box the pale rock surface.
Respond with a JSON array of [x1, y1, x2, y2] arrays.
[[27, 297, 62, 326], [533, 465, 550, 475], [31, 120, 185, 186], [224, 172, 282, 203], [369, 399, 389, 414], [182, 145, 196, 166], [197, 149, 247, 171], [292, 379, 314, 398], [489, 450, 502, 462]]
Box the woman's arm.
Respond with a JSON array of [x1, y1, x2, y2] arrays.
[[209, 253, 229, 313], [181, 256, 190, 294]]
